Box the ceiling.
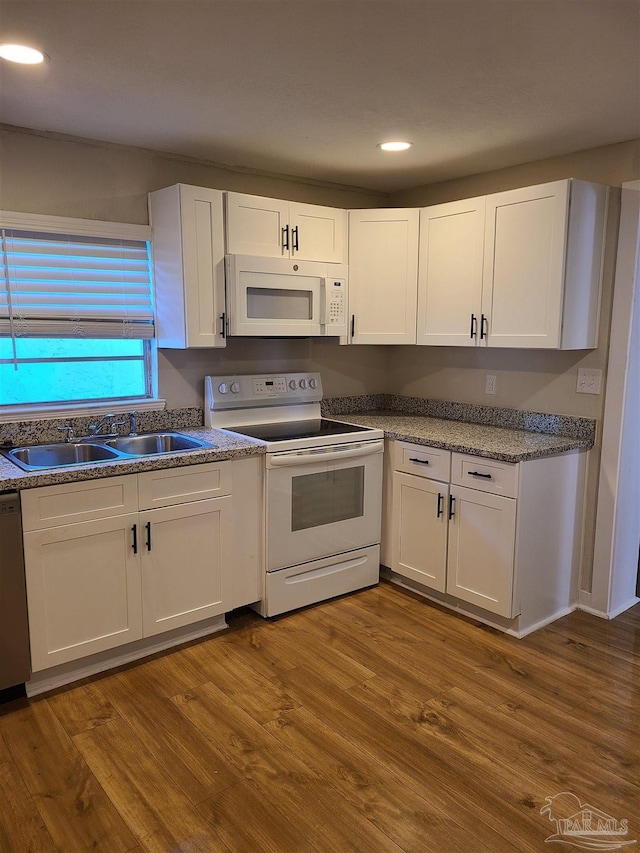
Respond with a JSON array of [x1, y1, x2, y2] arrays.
[[1, 0, 638, 193]]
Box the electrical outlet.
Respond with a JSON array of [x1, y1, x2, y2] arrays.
[[485, 374, 497, 395], [576, 368, 602, 395]]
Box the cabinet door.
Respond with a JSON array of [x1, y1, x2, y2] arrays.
[[226, 192, 289, 257], [140, 497, 232, 636], [24, 514, 142, 671], [348, 208, 419, 344], [446, 485, 517, 618], [391, 472, 448, 592], [289, 202, 347, 263], [179, 185, 227, 347], [150, 184, 226, 348], [417, 198, 485, 346], [482, 180, 569, 348]]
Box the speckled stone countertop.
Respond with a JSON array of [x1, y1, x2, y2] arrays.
[[327, 411, 593, 463], [0, 427, 266, 492], [0, 396, 595, 488]]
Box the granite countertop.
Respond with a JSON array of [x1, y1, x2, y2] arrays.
[[0, 400, 594, 490], [0, 427, 266, 491], [330, 411, 593, 463]]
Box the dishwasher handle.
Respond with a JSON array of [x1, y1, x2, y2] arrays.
[[267, 440, 384, 468]]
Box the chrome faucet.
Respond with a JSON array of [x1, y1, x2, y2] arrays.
[[57, 425, 75, 443], [87, 413, 127, 438]]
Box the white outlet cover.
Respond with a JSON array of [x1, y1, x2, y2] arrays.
[[485, 374, 497, 395], [576, 368, 603, 394]]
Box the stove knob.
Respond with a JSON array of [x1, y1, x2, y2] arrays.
[[309, 378, 318, 389], [299, 378, 307, 389], [218, 382, 228, 394], [230, 382, 240, 394], [289, 380, 297, 390]]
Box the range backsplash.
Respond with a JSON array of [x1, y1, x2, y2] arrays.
[[1, 396, 596, 447], [322, 395, 596, 442], [0, 407, 203, 448]]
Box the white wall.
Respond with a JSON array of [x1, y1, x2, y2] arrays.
[[158, 339, 389, 409], [591, 181, 640, 616], [0, 125, 386, 223]]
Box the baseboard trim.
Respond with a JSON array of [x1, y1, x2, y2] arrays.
[[26, 615, 228, 697], [577, 596, 640, 620], [382, 568, 576, 638], [516, 607, 575, 638]]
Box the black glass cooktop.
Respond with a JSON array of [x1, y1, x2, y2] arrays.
[[229, 418, 371, 442]]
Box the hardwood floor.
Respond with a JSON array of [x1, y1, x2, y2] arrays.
[[1, 580, 638, 852]]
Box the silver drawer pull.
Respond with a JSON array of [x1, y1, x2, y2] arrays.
[[468, 471, 492, 479]]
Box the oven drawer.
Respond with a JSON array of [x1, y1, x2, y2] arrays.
[[263, 545, 380, 617]]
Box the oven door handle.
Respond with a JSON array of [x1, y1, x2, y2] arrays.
[[267, 440, 384, 468]]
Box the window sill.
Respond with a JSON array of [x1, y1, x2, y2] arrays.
[[0, 399, 166, 425]]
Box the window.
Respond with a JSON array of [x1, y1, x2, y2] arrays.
[[0, 337, 151, 406], [0, 213, 156, 416]]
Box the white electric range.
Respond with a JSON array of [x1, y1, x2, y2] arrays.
[[205, 373, 384, 616]]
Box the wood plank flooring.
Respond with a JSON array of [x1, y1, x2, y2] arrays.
[[1, 580, 638, 852]]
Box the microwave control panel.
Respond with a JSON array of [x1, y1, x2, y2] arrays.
[[323, 278, 347, 335]]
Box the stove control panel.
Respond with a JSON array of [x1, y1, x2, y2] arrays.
[[253, 377, 288, 396], [205, 373, 323, 412]]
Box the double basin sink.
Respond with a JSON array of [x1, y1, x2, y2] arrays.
[[2, 431, 215, 472]]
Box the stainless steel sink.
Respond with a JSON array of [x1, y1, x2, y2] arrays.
[[3, 442, 121, 472], [101, 431, 212, 455], [1, 431, 215, 472]]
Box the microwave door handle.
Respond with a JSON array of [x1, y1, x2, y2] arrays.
[[268, 441, 384, 467]]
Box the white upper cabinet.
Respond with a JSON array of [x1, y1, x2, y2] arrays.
[[149, 184, 226, 348], [348, 208, 419, 344], [417, 197, 486, 346], [289, 202, 347, 264], [226, 192, 347, 263], [417, 179, 608, 349], [483, 180, 570, 348]]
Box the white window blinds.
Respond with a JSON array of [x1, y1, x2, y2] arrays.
[[0, 228, 154, 339]]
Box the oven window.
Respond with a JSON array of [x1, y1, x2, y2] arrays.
[[247, 287, 312, 320], [291, 466, 365, 531]]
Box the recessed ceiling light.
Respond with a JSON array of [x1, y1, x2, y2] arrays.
[[378, 141, 413, 152], [0, 44, 47, 64]]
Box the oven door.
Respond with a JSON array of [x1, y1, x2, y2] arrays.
[[265, 440, 384, 571]]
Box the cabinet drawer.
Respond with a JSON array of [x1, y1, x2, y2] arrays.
[[21, 476, 138, 531], [394, 441, 451, 483], [137, 461, 232, 510], [450, 453, 518, 498]]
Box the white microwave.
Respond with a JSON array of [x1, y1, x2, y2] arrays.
[[225, 254, 348, 337]]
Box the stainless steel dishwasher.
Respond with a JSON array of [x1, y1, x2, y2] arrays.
[[0, 492, 30, 699]]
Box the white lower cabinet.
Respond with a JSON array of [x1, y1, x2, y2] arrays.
[[393, 472, 449, 593], [23, 513, 143, 669], [385, 440, 584, 633], [445, 485, 516, 617], [21, 461, 241, 672], [140, 497, 231, 637]]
